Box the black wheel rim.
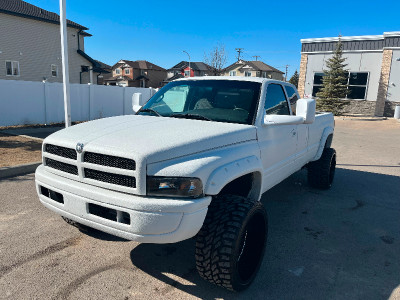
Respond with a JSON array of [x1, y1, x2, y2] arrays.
[[236, 211, 267, 284]]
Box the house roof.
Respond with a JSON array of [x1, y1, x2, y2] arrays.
[[164, 73, 185, 82], [0, 0, 88, 30], [114, 60, 166, 71], [169, 61, 212, 72], [95, 60, 112, 70], [225, 60, 284, 74]]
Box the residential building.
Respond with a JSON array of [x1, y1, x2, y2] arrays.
[[164, 61, 213, 83], [223, 60, 284, 80], [105, 60, 167, 88], [95, 60, 112, 85], [0, 0, 108, 84], [299, 31, 400, 116]]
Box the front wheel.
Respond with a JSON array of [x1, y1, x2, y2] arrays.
[[195, 195, 268, 291]]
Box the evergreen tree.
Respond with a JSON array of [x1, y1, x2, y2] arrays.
[[316, 37, 349, 115], [289, 70, 299, 88]]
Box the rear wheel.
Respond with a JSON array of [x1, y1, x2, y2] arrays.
[[308, 147, 336, 189], [195, 194, 268, 291]]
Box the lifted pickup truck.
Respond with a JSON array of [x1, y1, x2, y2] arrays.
[[35, 76, 336, 291]]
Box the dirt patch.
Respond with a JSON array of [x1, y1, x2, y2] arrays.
[[0, 133, 42, 167]]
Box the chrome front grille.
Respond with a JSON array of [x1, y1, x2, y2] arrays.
[[45, 158, 78, 175], [84, 168, 136, 188], [45, 144, 77, 160], [84, 152, 136, 170]]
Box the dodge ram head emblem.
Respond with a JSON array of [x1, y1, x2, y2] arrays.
[[76, 143, 84, 153]]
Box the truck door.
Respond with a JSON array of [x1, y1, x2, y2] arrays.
[[284, 85, 309, 168], [257, 83, 298, 192]]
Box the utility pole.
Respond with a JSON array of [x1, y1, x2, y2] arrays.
[[235, 48, 244, 61], [285, 64, 290, 81], [59, 0, 71, 127], [252, 55, 261, 61]]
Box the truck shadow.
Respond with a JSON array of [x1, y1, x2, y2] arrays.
[[129, 168, 400, 299]]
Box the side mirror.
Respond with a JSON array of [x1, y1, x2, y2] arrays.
[[132, 93, 142, 113], [296, 98, 315, 124], [263, 114, 305, 126]]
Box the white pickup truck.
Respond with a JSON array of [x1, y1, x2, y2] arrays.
[[35, 76, 335, 291]]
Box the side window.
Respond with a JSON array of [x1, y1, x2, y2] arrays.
[[284, 85, 299, 115], [264, 84, 290, 115]]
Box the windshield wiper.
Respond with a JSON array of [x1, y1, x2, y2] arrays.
[[138, 108, 162, 117], [169, 113, 212, 121]]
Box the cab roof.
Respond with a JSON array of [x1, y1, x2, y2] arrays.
[[175, 76, 280, 84]]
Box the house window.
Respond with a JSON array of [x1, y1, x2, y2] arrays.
[[125, 68, 130, 75], [141, 70, 148, 76], [347, 72, 368, 99], [184, 70, 190, 77], [262, 71, 267, 78], [312, 72, 368, 99], [115, 68, 121, 75], [229, 71, 236, 76], [312, 72, 325, 96], [6, 61, 19, 76], [51, 64, 58, 77], [245, 71, 252, 77], [141, 80, 146, 88]]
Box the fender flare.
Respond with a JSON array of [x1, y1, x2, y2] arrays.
[[205, 155, 263, 197], [312, 126, 334, 161]]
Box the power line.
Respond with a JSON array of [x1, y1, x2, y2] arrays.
[[235, 48, 244, 61]]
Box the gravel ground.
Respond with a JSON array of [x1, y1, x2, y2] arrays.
[[0, 118, 399, 300]]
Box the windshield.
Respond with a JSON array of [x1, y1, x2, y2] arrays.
[[138, 80, 261, 125]]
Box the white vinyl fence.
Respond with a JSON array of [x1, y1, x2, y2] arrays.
[[0, 79, 155, 127]]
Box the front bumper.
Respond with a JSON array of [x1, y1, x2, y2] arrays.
[[35, 165, 211, 243]]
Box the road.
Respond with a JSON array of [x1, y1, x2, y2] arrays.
[[1, 118, 399, 299]]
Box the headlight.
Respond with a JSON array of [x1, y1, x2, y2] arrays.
[[146, 176, 203, 198]]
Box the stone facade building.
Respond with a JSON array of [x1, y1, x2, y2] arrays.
[[298, 32, 400, 116]]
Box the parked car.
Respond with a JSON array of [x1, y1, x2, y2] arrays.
[[35, 76, 336, 291]]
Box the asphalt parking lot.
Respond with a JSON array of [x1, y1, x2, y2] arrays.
[[1, 119, 399, 300]]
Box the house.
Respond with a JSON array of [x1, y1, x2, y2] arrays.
[[222, 60, 284, 80], [298, 31, 400, 116], [0, 0, 108, 84], [164, 61, 213, 83], [95, 60, 112, 85], [105, 60, 167, 88]]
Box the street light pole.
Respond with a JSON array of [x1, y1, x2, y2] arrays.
[[183, 50, 191, 77], [59, 0, 71, 127]]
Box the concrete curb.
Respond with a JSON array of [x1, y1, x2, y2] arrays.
[[0, 162, 41, 179]]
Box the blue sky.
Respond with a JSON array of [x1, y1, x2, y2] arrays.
[[30, 0, 400, 77]]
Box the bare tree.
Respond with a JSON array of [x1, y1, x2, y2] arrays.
[[204, 44, 227, 76]]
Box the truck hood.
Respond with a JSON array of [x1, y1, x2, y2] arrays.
[[45, 115, 257, 164]]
